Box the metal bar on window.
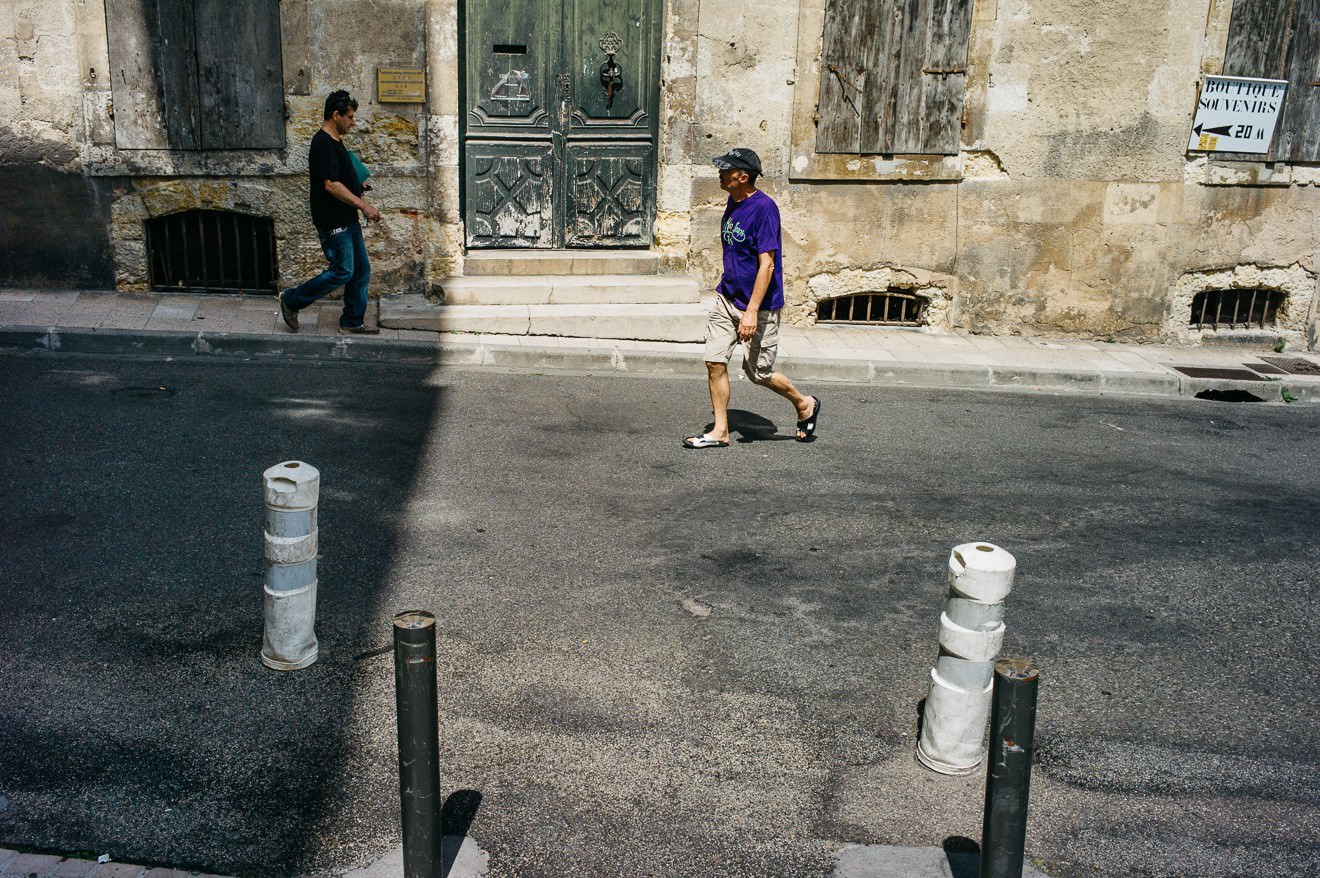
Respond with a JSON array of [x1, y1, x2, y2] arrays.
[[196, 212, 208, 290], [251, 217, 262, 291]]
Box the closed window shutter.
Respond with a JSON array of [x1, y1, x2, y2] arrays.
[[816, 0, 972, 156], [106, 0, 201, 149], [195, 0, 285, 149], [1222, 0, 1320, 162], [106, 0, 284, 151]]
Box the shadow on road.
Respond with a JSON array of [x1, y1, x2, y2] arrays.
[[0, 356, 446, 876]]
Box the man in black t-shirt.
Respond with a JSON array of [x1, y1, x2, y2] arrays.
[[279, 90, 382, 334]]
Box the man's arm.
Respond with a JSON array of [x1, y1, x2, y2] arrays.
[[737, 250, 776, 341], [325, 179, 381, 222]]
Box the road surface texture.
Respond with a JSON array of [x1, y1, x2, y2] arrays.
[[1, 352, 1316, 878]]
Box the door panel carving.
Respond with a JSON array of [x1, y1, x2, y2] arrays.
[[467, 148, 554, 248], [463, 0, 660, 248], [566, 146, 651, 246]]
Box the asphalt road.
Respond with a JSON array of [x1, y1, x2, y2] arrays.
[[0, 352, 1316, 878]]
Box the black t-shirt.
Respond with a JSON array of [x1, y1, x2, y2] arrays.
[[308, 129, 362, 230]]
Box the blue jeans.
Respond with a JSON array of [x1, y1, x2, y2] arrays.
[[282, 223, 370, 328]]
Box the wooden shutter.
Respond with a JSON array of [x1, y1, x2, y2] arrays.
[[105, 0, 283, 150], [816, 0, 972, 156], [1273, 0, 1318, 161], [195, 0, 285, 149], [1223, 0, 1320, 162], [106, 0, 201, 149]]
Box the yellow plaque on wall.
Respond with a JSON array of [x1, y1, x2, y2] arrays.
[[378, 68, 426, 103]]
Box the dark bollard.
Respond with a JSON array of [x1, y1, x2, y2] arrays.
[[394, 610, 440, 878], [980, 658, 1040, 878]]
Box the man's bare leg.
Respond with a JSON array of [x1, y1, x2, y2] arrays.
[[704, 361, 732, 442], [759, 371, 816, 439]]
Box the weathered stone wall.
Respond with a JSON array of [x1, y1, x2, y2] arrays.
[[0, 0, 437, 294], [675, 0, 1320, 345], [0, 1, 114, 286], [3, 0, 1317, 346]]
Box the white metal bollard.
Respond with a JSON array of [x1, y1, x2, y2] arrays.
[[261, 461, 320, 670], [916, 542, 1016, 775]]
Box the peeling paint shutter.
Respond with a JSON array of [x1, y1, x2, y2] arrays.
[[816, 0, 972, 156], [1223, 0, 1320, 162], [105, 0, 284, 151]]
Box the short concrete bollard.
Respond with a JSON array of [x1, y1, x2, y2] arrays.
[[261, 460, 320, 670], [916, 542, 1016, 775]]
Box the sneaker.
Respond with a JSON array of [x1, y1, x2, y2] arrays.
[[278, 292, 299, 332], [338, 323, 381, 335]]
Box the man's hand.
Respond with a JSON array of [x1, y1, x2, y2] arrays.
[[738, 309, 758, 342], [326, 179, 381, 223]]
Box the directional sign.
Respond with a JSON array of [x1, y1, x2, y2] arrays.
[[1188, 75, 1288, 154]]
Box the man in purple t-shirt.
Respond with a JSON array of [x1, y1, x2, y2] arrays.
[[683, 148, 820, 448]]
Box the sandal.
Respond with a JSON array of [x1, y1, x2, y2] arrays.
[[683, 433, 729, 449], [796, 396, 821, 442]]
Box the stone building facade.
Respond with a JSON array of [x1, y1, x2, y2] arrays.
[[2, 0, 1317, 347]]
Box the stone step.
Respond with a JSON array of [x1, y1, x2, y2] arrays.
[[464, 249, 661, 276], [380, 294, 711, 343], [436, 274, 702, 306]]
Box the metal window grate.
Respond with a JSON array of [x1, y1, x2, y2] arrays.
[[816, 290, 929, 326], [1188, 288, 1284, 330], [146, 209, 277, 293]]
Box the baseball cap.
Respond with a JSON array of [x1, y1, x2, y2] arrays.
[[712, 147, 762, 174]]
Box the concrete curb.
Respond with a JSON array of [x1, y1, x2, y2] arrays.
[[2, 325, 1317, 404], [828, 844, 1053, 878]]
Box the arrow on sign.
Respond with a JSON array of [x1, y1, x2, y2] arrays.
[[1193, 123, 1234, 137]]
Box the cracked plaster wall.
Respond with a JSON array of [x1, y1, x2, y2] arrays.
[[1, 0, 447, 294], [5, 0, 1319, 346], [678, 0, 1319, 344]]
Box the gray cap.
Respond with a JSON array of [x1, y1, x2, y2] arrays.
[[712, 147, 762, 174]]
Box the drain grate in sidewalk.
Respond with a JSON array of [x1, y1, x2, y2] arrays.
[[1172, 366, 1266, 380], [1261, 356, 1320, 375]]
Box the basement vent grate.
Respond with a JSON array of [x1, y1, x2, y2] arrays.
[[1172, 366, 1267, 381], [816, 290, 928, 326], [1261, 356, 1320, 375], [146, 209, 277, 294], [1188, 288, 1284, 330]]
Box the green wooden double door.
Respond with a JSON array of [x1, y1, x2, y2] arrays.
[[463, 0, 661, 248]]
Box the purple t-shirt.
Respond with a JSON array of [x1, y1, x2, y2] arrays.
[[717, 190, 784, 311]]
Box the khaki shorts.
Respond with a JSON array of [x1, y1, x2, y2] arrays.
[[703, 293, 779, 383]]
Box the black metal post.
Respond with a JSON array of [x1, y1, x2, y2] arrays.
[[980, 658, 1040, 878], [394, 610, 439, 878]]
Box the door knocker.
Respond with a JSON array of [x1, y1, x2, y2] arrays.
[[598, 32, 624, 109]]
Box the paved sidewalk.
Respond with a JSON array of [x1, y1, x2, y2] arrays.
[[0, 850, 224, 878], [0, 843, 1052, 878], [2, 290, 1319, 407]]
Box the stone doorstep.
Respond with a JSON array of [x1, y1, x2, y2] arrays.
[[380, 296, 710, 343], [462, 249, 660, 277], [433, 274, 702, 306]]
